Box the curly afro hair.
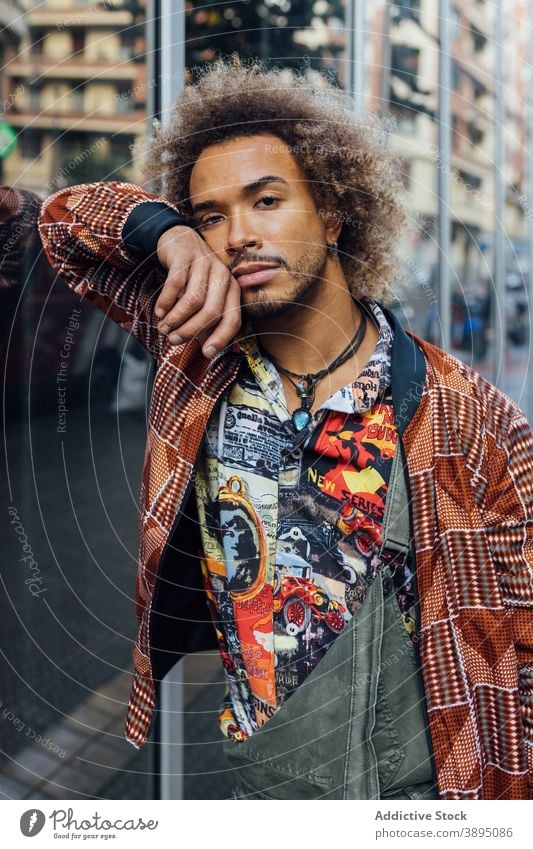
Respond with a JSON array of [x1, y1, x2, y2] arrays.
[[139, 55, 409, 304]]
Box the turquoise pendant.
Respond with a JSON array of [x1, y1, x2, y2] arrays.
[[292, 407, 311, 432]]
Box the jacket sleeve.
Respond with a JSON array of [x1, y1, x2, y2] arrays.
[[0, 186, 42, 288], [485, 410, 533, 793], [38, 181, 189, 354]]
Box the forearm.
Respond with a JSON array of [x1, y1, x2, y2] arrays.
[[122, 199, 195, 260], [38, 181, 192, 351], [0, 186, 42, 288]]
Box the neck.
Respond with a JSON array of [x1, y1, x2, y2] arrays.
[[251, 267, 364, 373]]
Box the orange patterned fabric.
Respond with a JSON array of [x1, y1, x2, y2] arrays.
[[0, 186, 42, 288], [39, 181, 533, 799]]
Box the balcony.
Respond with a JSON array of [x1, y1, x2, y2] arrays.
[[450, 169, 493, 228], [460, 0, 493, 39], [27, 9, 133, 28], [8, 57, 141, 82], [6, 108, 146, 136], [450, 90, 492, 129], [451, 139, 493, 174]]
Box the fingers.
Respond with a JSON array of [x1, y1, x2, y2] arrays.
[[154, 226, 209, 320], [200, 277, 242, 358], [154, 265, 188, 320], [152, 226, 242, 357], [158, 261, 208, 337], [155, 253, 215, 324], [166, 264, 233, 345]]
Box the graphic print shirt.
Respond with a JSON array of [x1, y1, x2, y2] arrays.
[[193, 297, 415, 742]]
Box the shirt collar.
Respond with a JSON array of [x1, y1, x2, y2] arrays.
[[321, 298, 394, 413], [232, 296, 394, 416]]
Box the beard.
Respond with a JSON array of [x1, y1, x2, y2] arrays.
[[239, 243, 329, 320]]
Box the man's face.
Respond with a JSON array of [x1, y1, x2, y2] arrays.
[[188, 134, 338, 319]]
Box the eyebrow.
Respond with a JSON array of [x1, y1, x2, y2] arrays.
[[190, 175, 290, 215]]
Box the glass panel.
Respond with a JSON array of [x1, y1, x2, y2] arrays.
[[185, 0, 348, 83], [502, 5, 529, 412], [0, 0, 153, 801], [446, 2, 495, 382], [178, 0, 356, 800], [365, 1, 439, 340], [366, 1, 506, 389]]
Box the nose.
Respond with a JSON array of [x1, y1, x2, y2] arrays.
[[225, 210, 262, 258]]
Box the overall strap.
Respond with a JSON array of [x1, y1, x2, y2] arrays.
[[380, 442, 412, 561]]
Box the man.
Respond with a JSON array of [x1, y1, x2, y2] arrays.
[[39, 58, 533, 800]]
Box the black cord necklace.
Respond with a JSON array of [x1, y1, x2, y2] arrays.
[[265, 304, 367, 433]]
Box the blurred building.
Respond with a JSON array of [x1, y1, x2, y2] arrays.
[[363, 2, 496, 301], [180, 1, 532, 356], [355, 0, 529, 371], [0, 0, 28, 183], [3, 0, 146, 193], [0, 1, 27, 75], [185, 0, 346, 78], [0, 1, 27, 69], [504, 0, 529, 277]]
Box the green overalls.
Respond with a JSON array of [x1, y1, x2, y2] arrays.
[[223, 446, 439, 800]]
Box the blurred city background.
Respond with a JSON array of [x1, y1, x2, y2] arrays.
[[0, 0, 532, 800]]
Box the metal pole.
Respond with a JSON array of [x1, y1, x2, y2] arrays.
[[379, 1, 392, 116], [147, 1, 187, 800], [493, 0, 506, 388], [159, 662, 185, 800], [347, 0, 365, 114], [160, 0, 185, 127], [527, 0, 533, 423], [146, 0, 160, 129], [438, 0, 451, 351]]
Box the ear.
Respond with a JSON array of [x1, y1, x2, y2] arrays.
[[322, 206, 343, 244]]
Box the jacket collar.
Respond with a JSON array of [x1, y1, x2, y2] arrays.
[[378, 303, 427, 436]]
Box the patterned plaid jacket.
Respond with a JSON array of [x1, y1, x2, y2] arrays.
[[39, 181, 533, 799]]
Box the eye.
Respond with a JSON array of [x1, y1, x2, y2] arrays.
[[198, 214, 223, 229], [198, 195, 280, 228], [256, 195, 279, 208]]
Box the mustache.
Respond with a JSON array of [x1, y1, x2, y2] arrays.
[[229, 251, 288, 273]]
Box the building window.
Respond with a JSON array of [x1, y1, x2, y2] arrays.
[[28, 85, 41, 110], [29, 28, 45, 56], [469, 23, 487, 52], [20, 130, 42, 159], [72, 28, 85, 57], [70, 85, 85, 113], [394, 1, 421, 22], [389, 98, 417, 133], [119, 32, 135, 61], [466, 122, 484, 147], [456, 169, 482, 191], [391, 44, 420, 90], [473, 80, 486, 102]]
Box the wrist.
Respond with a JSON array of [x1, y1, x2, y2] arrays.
[[123, 200, 194, 262], [156, 224, 196, 266]]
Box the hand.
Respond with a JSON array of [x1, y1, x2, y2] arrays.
[[154, 225, 241, 358]]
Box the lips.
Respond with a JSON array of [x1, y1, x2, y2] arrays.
[[233, 264, 281, 288]]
